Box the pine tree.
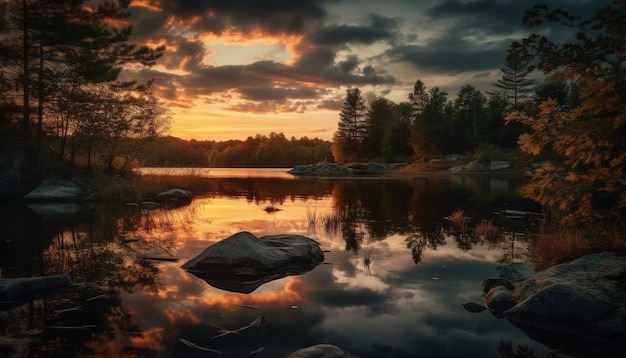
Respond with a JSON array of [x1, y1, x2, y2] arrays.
[[332, 88, 367, 163], [408, 79, 428, 125], [493, 55, 535, 111]]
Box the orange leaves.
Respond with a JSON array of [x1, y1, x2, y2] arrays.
[[566, 171, 578, 182], [518, 133, 542, 155], [610, 153, 625, 168]]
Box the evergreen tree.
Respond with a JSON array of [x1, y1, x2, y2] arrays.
[[332, 88, 367, 163], [408, 83, 451, 158], [454, 85, 486, 149], [534, 78, 570, 107], [408, 79, 428, 125], [363, 97, 394, 160], [492, 55, 535, 111]]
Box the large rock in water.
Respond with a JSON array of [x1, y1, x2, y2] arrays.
[[24, 178, 92, 201], [483, 252, 626, 355], [182, 231, 324, 293], [155, 188, 192, 207]]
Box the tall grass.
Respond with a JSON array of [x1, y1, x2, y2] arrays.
[[529, 226, 626, 269], [475, 220, 500, 242], [526, 205, 626, 268], [306, 208, 318, 233], [449, 209, 469, 233]]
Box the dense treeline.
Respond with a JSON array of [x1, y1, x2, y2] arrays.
[[331, 60, 577, 163], [138, 133, 332, 168]]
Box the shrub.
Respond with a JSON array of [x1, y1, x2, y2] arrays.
[[473, 143, 505, 162]]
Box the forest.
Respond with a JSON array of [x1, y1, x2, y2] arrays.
[[135, 133, 333, 168]]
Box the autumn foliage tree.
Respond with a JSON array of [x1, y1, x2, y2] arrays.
[[506, 1, 626, 229]]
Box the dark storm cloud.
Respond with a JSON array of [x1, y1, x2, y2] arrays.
[[170, 50, 394, 105], [380, 0, 531, 74], [318, 98, 343, 111], [127, 6, 170, 41], [124, 0, 616, 117], [307, 14, 400, 47], [385, 44, 508, 74], [426, 0, 530, 34], [237, 87, 322, 101], [149, 0, 333, 35]]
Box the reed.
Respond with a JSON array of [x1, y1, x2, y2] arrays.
[[306, 208, 318, 232], [321, 212, 342, 238], [475, 220, 500, 242], [449, 209, 469, 233]]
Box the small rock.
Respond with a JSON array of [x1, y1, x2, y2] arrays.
[[481, 278, 515, 292], [484, 286, 515, 313]]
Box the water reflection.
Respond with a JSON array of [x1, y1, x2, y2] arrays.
[[1, 174, 555, 358]]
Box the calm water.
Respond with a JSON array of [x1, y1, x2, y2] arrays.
[[1, 168, 555, 357]]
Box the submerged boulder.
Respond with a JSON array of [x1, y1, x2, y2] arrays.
[[182, 231, 324, 293], [482, 252, 626, 354], [0, 274, 71, 301]]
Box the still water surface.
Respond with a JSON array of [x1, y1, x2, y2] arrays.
[[1, 168, 553, 357]]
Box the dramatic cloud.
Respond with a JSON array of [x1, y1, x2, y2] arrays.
[[120, 0, 613, 140]]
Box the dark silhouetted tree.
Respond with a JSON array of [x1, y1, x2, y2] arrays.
[[454, 85, 486, 149], [333, 88, 367, 163], [493, 54, 535, 111]]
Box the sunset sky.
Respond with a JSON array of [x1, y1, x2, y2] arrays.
[[122, 0, 609, 142]]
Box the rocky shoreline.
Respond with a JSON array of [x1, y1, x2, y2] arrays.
[[478, 252, 626, 356], [288, 158, 523, 177]]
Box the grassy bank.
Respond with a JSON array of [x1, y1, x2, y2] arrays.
[[91, 171, 213, 202], [529, 227, 626, 269]]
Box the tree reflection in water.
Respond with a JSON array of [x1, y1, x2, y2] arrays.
[[0, 174, 546, 357], [0, 200, 198, 357]]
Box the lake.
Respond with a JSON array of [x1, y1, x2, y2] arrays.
[[0, 168, 553, 357]]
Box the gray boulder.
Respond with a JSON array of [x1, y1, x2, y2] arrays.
[[289, 163, 405, 177], [483, 252, 626, 352], [285, 344, 359, 358], [489, 160, 510, 170], [288, 163, 352, 177], [182, 231, 324, 293], [24, 178, 92, 202], [155, 188, 192, 207]]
